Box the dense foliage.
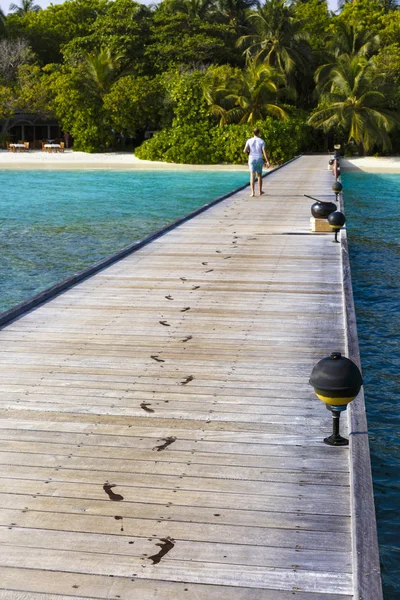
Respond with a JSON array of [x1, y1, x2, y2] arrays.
[[136, 115, 313, 163], [0, 0, 399, 159]]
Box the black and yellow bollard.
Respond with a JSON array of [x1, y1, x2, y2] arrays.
[[309, 352, 363, 446], [328, 210, 346, 242], [332, 180, 343, 201]]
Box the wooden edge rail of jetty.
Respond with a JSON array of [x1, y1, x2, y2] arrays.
[[0, 154, 382, 600]]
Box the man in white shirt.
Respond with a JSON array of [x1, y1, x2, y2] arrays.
[[243, 128, 270, 197]]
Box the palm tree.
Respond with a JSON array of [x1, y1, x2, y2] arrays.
[[308, 55, 399, 153], [238, 0, 311, 78], [163, 0, 214, 19], [216, 0, 257, 31], [203, 65, 241, 125], [81, 48, 123, 98], [0, 9, 6, 38], [329, 21, 380, 58], [315, 21, 380, 94], [9, 0, 41, 16], [204, 59, 288, 125]]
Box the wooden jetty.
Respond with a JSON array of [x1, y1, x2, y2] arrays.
[[0, 155, 381, 599]]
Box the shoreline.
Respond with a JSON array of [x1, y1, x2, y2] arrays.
[[1, 150, 400, 173], [341, 156, 400, 173], [0, 149, 248, 171]]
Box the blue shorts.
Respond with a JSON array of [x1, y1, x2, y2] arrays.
[[249, 158, 263, 174]]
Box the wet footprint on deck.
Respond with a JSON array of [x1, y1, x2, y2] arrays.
[[180, 375, 194, 385], [148, 538, 175, 565], [153, 437, 177, 452], [103, 483, 124, 502], [151, 355, 165, 363]]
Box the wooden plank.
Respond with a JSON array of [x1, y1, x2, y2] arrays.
[[0, 454, 346, 487], [0, 527, 352, 572], [0, 546, 353, 593], [0, 454, 350, 495], [0, 491, 350, 532], [0, 409, 339, 435], [0, 388, 326, 406], [0, 404, 329, 426], [0, 439, 349, 472], [0, 419, 345, 449], [0, 469, 350, 514], [0, 568, 353, 600], [0, 509, 351, 551]]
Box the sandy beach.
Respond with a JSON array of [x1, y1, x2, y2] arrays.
[[341, 156, 400, 173], [0, 149, 248, 170], [1, 150, 399, 172]]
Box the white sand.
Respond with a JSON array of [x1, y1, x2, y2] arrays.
[[0, 149, 248, 171], [341, 156, 400, 173], [2, 150, 399, 172], [0, 150, 400, 173]]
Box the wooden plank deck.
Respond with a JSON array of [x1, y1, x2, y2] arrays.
[[0, 155, 375, 599]]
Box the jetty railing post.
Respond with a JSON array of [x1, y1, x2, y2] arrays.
[[325, 406, 349, 446], [309, 351, 363, 446]]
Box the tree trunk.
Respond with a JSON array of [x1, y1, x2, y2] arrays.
[[1, 117, 11, 136]]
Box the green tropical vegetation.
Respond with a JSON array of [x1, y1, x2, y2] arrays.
[[0, 0, 399, 160]]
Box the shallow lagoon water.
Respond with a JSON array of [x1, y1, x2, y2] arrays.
[[343, 172, 400, 600], [0, 169, 247, 313]]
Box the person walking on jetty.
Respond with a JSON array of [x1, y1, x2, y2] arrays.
[[244, 128, 270, 197]]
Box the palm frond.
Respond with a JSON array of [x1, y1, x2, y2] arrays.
[[264, 103, 288, 120]]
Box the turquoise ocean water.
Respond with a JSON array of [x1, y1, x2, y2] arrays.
[[343, 172, 400, 600], [0, 170, 247, 313]]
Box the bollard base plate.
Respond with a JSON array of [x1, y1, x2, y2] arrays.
[[324, 434, 349, 446]]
